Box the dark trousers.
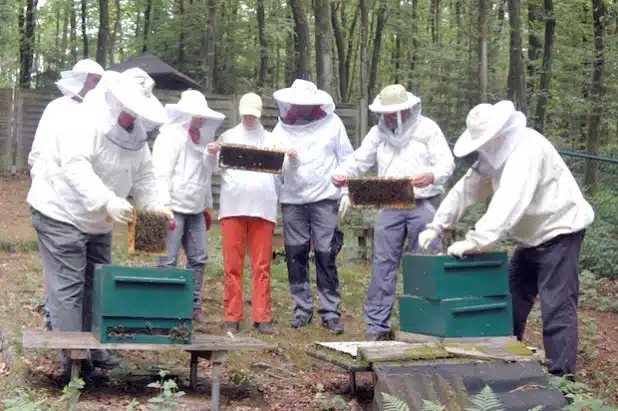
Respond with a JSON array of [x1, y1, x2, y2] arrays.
[[509, 230, 586, 377]]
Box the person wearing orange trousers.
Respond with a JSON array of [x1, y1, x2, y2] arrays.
[[206, 93, 296, 334]]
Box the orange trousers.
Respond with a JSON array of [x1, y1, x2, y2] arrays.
[[221, 216, 275, 323]]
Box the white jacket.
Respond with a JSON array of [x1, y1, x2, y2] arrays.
[[27, 114, 161, 234], [335, 117, 455, 199], [152, 123, 217, 215], [28, 96, 79, 179], [428, 128, 595, 248], [213, 123, 280, 223], [274, 113, 354, 204]]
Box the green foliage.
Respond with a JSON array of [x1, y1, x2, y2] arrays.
[[146, 370, 186, 411], [2, 377, 84, 411], [421, 399, 446, 411], [464, 385, 504, 411], [382, 392, 410, 411], [549, 375, 616, 411]]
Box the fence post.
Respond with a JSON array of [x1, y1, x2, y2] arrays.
[[10, 89, 23, 176], [359, 98, 368, 147]]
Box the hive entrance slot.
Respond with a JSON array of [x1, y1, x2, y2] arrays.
[[106, 323, 191, 343]]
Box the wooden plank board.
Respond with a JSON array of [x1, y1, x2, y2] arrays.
[[22, 331, 275, 352], [358, 342, 450, 363]]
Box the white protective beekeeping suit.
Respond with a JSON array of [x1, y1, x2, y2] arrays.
[[335, 84, 454, 200], [27, 69, 171, 234], [152, 89, 225, 214], [419, 100, 595, 256], [28, 59, 104, 179], [272, 79, 354, 214], [215, 92, 281, 223]]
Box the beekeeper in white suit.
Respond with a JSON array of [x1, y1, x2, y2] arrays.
[[28, 59, 105, 179], [27, 69, 171, 382], [272, 79, 354, 335], [332, 84, 455, 341], [153, 89, 225, 324], [27, 59, 104, 332], [418, 100, 594, 379]]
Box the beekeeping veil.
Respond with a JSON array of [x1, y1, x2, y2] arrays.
[[81, 69, 166, 151], [55, 59, 105, 101], [454, 100, 525, 176], [273, 79, 336, 139], [160, 89, 225, 149], [369, 84, 422, 149]]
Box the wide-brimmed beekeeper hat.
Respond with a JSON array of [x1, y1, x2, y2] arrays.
[[273, 79, 333, 106], [166, 89, 225, 122], [369, 84, 420, 114], [56, 59, 105, 98], [453, 100, 516, 158], [105, 69, 167, 125]]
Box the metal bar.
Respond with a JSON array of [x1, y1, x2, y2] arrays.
[[190, 352, 198, 389], [211, 362, 221, 411]]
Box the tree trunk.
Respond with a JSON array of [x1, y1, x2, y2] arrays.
[[256, 0, 268, 90], [455, 0, 462, 46], [289, 0, 312, 81], [19, 0, 37, 88], [96, 0, 108, 66], [69, 1, 77, 64], [359, 0, 369, 102], [81, 0, 88, 58], [142, 0, 152, 53], [407, 0, 418, 91], [368, 0, 387, 101], [527, 0, 542, 113], [534, 0, 555, 134], [109, 0, 121, 65], [62, 6, 69, 67], [332, 1, 347, 100], [344, 4, 359, 101], [506, 0, 526, 111], [314, 0, 332, 92], [584, 0, 606, 192], [203, 0, 217, 92], [177, 0, 185, 68], [478, 0, 488, 102]]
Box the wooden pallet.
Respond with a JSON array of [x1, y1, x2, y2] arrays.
[[23, 331, 275, 411]]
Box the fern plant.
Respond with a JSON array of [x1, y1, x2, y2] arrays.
[[421, 400, 447, 411], [382, 392, 410, 411], [465, 385, 504, 411]]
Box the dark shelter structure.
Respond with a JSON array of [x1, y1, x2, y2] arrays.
[[109, 52, 202, 91]]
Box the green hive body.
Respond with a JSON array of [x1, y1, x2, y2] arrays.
[[92, 265, 194, 344], [398, 252, 514, 338]]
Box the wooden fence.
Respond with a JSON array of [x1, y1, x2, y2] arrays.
[[0, 87, 367, 209]]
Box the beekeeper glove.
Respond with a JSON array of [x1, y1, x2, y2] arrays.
[[105, 197, 134, 224], [339, 194, 351, 221], [418, 227, 440, 250], [152, 205, 174, 222], [447, 240, 478, 258]]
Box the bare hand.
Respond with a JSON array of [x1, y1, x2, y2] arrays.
[[286, 148, 298, 160], [206, 142, 221, 155], [332, 174, 348, 188], [411, 173, 435, 188]]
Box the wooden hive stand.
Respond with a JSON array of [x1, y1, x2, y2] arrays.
[[22, 331, 275, 411]]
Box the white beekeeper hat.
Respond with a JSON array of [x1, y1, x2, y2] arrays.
[[55, 59, 105, 98], [273, 79, 333, 106], [239, 92, 262, 118], [369, 84, 420, 114], [105, 69, 167, 125], [165, 89, 226, 123], [453, 100, 516, 158]]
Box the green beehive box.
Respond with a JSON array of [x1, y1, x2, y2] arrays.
[[402, 252, 509, 299], [398, 294, 514, 338], [92, 265, 194, 344]]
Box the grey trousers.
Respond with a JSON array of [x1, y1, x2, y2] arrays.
[[364, 196, 443, 335], [30, 207, 112, 334], [510, 230, 586, 377], [282, 199, 341, 321], [158, 211, 207, 309]]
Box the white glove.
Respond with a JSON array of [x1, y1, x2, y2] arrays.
[[418, 228, 440, 250], [339, 194, 351, 221], [105, 197, 134, 224], [447, 240, 477, 258]]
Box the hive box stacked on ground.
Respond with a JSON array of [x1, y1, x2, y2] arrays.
[[398, 252, 513, 338], [92, 265, 194, 344]]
